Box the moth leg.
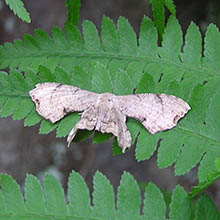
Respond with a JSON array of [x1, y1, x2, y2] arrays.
[[106, 108, 131, 153], [67, 107, 98, 147], [117, 116, 132, 153]]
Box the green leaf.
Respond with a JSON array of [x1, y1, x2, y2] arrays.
[[72, 65, 91, 90], [143, 182, 166, 220], [164, 0, 176, 15], [65, 0, 81, 26], [117, 172, 141, 219], [195, 194, 219, 220], [65, 23, 84, 51], [0, 97, 22, 117], [25, 174, 46, 214], [91, 62, 113, 93], [39, 119, 58, 135], [113, 137, 123, 155], [113, 70, 133, 95], [93, 171, 115, 219], [139, 16, 158, 57], [174, 136, 206, 176], [54, 66, 72, 85], [44, 174, 67, 216], [9, 68, 29, 93], [135, 127, 159, 161], [56, 113, 80, 137], [169, 185, 192, 220], [182, 22, 202, 67], [82, 20, 102, 52], [5, 0, 31, 23], [117, 17, 138, 56], [24, 108, 42, 127], [150, 0, 165, 39], [157, 129, 183, 168], [101, 16, 119, 53], [160, 16, 182, 62], [38, 66, 56, 82], [0, 96, 7, 108], [13, 98, 34, 120], [52, 26, 68, 51], [204, 24, 220, 71], [0, 191, 7, 215], [68, 170, 91, 217], [93, 131, 112, 144], [1, 174, 27, 214]]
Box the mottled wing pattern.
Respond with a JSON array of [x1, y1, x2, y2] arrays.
[[114, 94, 191, 134], [29, 83, 98, 123]]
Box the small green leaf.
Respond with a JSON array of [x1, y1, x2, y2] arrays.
[[169, 185, 192, 220], [195, 194, 219, 220], [117, 172, 141, 219], [39, 119, 58, 135], [24, 108, 42, 127], [174, 136, 206, 176], [54, 66, 72, 85], [65, 0, 81, 26], [52, 26, 68, 50], [164, 0, 176, 15], [139, 16, 158, 57], [136, 72, 155, 93], [25, 70, 41, 89], [126, 61, 145, 89], [160, 16, 182, 62], [93, 171, 116, 219], [13, 98, 34, 120], [113, 70, 133, 95], [72, 66, 91, 90], [56, 113, 80, 138], [0, 191, 7, 214], [5, 0, 31, 23], [1, 174, 27, 214], [68, 171, 91, 217], [136, 127, 159, 161], [73, 130, 93, 143], [83, 20, 102, 52], [0, 97, 22, 117], [44, 174, 67, 216], [182, 22, 202, 67], [204, 24, 220, 71], [113, 138, 123, 155], [65, 23, 84, 51], [93, 131, 112, 144], [91, 62, 113, 93], [101, 16, 119, 53], [38, 65, 56, 82], [143, 182, 166, 220], [150, 0, 165, 39], [25, 174, 46, 214], [117, 17, 138, 56], [157, 129, 184, 168], [34, 29, 54, 49], [0, 96, 7, 108], [126, 118, 140, 145], [9, 69, 29, 93]]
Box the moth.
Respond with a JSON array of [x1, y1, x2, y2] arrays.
[[30, 83, 191, 152]]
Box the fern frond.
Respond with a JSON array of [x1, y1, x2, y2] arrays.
[[5, 0, 31, 23], [1, 171, 218, 220], [65, 0, 81, 26], [1, 15, 220, 181]]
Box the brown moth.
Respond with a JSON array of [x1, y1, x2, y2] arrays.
[[30, 83, 191, 152]]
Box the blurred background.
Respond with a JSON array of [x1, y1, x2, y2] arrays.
[[0, 0, 220, 208]]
